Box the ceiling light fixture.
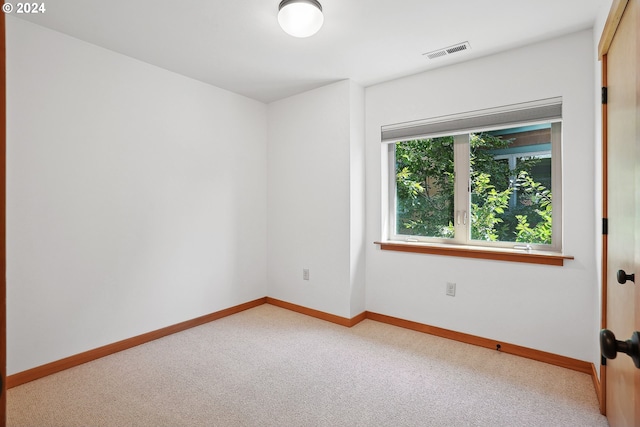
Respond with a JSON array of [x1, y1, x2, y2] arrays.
[[278, 0, 324, 38]]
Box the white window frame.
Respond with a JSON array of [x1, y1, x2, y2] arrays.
[[383, 99, 563, 252]]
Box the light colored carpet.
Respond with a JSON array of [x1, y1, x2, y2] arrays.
[[8, 304, 608, 426]]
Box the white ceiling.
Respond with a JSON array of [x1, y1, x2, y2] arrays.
[[12, 0, 610, 103]]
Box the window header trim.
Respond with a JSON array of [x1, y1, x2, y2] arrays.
[[381, 97, 562, 144]]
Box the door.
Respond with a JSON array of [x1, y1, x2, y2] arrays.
[[600, 0, 640, 425]]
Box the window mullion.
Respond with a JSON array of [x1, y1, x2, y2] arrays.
[[453, 134, 470, 244], [550, 122, 562, 251]]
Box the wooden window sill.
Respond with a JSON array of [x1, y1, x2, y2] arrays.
[[374, 241, 574, 266]]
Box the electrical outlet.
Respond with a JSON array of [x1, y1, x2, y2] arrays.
[[446, 282, 456, 296], [303, 268, 310, 280]]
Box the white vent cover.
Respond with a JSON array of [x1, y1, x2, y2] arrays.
[[423, 41, 471, 60]]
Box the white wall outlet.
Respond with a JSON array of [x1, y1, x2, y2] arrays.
[[303, 268, 310, 280], [446, 282, 456, 296]]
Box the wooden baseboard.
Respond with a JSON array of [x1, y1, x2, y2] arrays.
[[598, 364, 606, 415], [266, 297, 366, 327], [7, 297, 267, 389], [365, 311, 593, 375], [7, 297, 597, 396], [260, 301, 595, 378], [591, 363, 603, 413]]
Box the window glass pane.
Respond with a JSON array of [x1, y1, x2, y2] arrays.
[[395, 137, 455, 238], [470, 124, 552, 245]]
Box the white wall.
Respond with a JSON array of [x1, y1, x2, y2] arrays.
[[267, 80, 365, 319], [6, 17, 268, 375], [6, 14, 604, 376], [365, 30, 598, 362]]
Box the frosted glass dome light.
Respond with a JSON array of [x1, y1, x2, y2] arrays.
[[278, 0, 324, 38]]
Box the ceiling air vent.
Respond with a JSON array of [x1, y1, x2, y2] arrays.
[[423, 41, 471, 60]]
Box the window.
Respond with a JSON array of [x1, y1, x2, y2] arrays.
[[384, 98, 562, 252]]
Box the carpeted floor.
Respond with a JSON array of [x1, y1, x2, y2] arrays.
[[8, 304, 608, 426]]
